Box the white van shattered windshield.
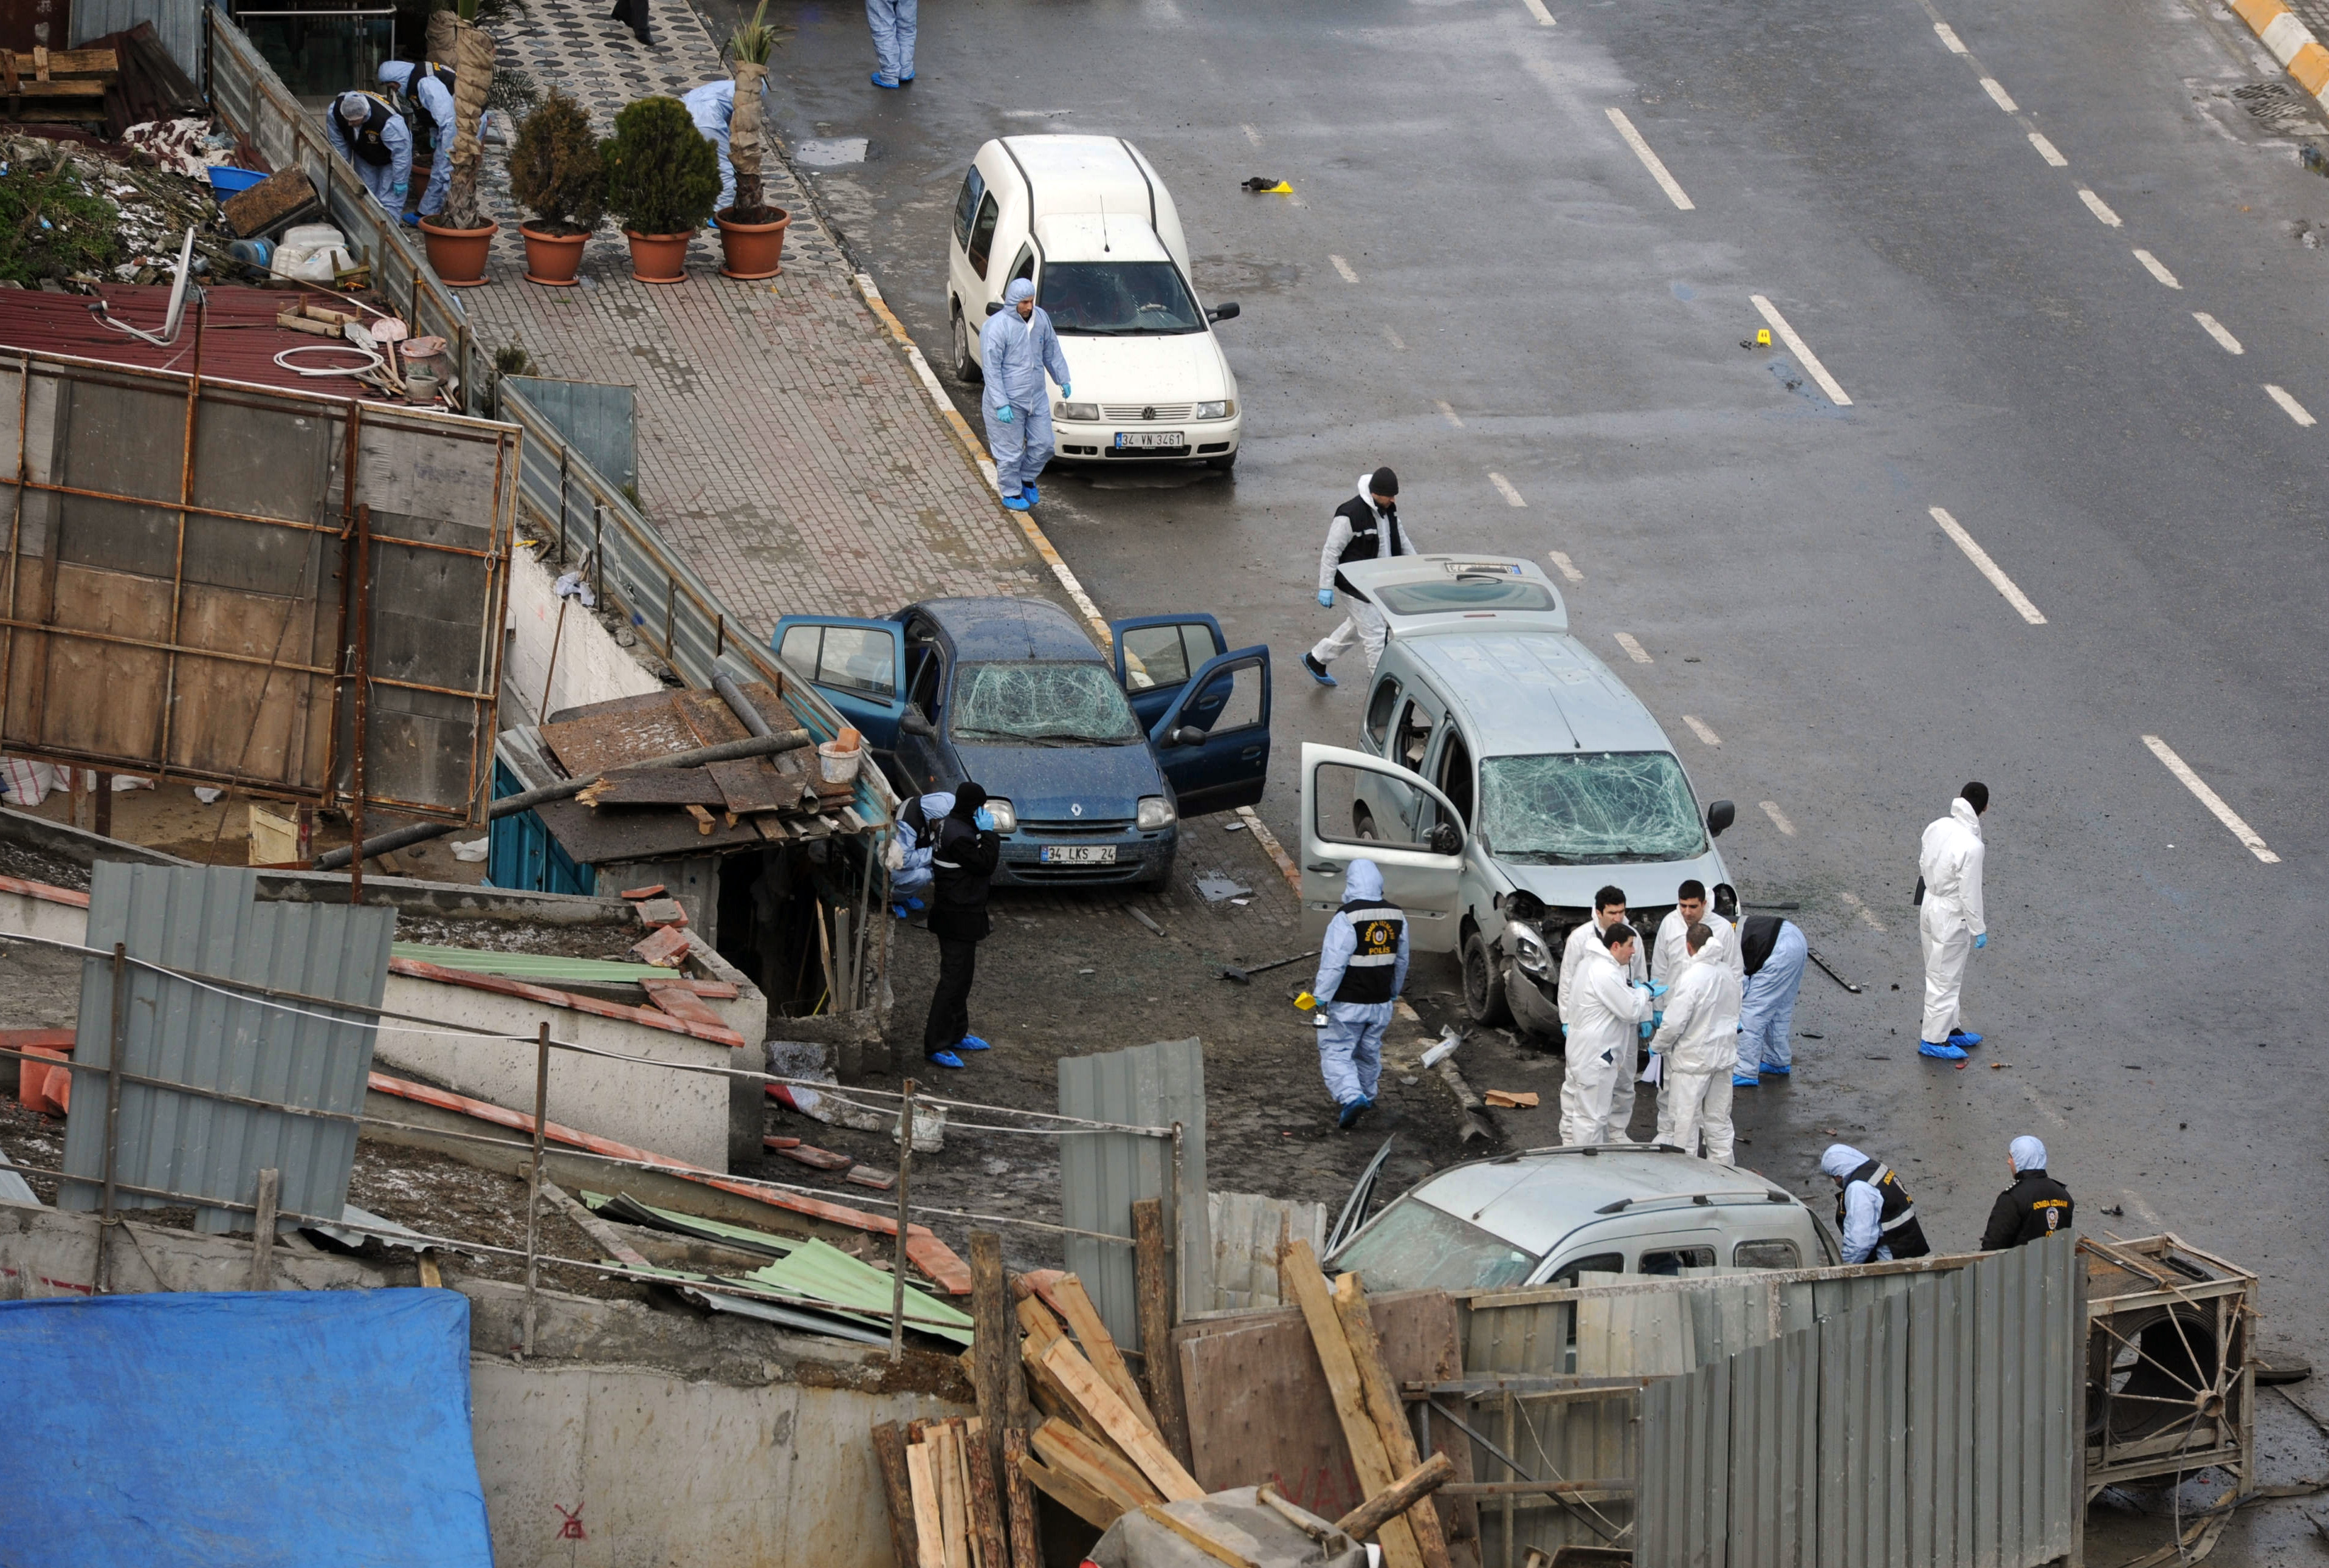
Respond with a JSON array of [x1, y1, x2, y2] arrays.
[[1479, 751, 1706, 863], [1039, 263, 1204, 335], [952, 662, 1145, 745]]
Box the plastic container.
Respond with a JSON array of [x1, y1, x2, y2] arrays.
[[227, 238, 273, 270], [817, 736, 861, 785], [207, 165, 267, 195]]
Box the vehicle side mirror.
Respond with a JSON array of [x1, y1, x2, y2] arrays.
[[1429, 822, 1462, 856], [985, 300, 1005, 316], [1706, 799, 1735, 837], [900, 710, 936, 738], [1206, 301, 1240, 323], [1166, 725, 1208, 748]]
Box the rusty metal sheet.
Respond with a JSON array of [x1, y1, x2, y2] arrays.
[[585, 768, 726, 808], [538, 703, 700, 778], [673, 688, 750, 748], [706, 755, 801, 815]]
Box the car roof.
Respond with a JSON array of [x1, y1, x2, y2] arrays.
[[1338, 554, 1568, 634], [913, 597, 1103, 662], [1033, 213, 1171, 264], [1408, 1147, 1798, 1257], [1398, 633, 1673, 758], [1000, 135, 1154, 219]]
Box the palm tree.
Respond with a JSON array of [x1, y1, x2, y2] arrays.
[[441, 0, 494, 230], [723, 0, 786, 222]]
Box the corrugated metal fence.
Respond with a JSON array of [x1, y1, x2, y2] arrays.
[[71, 0, 200, 78], [1058, 1037, 1209, 1352]]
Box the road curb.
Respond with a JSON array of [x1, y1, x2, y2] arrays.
[[2228, 0, 2329, 109]]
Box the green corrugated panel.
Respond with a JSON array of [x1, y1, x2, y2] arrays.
[[581, 1191, 802, 1257], [742, 1239, 975, 1345], [392, 943, 660, 983]]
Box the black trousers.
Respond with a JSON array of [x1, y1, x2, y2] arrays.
[[923, 936, 980, 1054], [609, 0, 651, 43]]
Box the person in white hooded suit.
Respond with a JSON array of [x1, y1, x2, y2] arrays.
[[1918, 782, 1989, 1061], [1648, 920, 1743, 1160], [1560, 921, 1655, 1146]]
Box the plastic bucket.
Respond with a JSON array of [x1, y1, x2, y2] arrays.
[[817, 740, 861, 785], [207, 165, 267, 194]]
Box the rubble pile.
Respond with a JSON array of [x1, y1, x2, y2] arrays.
[[0, 126, 238, 291]]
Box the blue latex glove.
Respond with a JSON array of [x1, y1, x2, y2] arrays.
[[1059, 383, 1072, 399], [1642, 979, 1670, 999], [1973, 932, 1987, 949], [1652, 1010, 1666, 1030], [994, 404, 1014, 425], [1639, 1017, 1657, 1039], [973, 807, 996, 831], [1318, 589, 1335, 608]]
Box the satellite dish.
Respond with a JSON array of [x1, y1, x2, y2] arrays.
[[92, 229, 201, 347]]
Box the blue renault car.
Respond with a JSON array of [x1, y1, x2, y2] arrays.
[[772, 598, 1270, 887]]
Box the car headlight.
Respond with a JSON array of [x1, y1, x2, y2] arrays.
[[1509, 920, 1552, 978], [1054, 401, 1099, 422], [984, 798, 1017, 833], [1193, 399, 1234, 421], [1136, 796, 1175, 830]]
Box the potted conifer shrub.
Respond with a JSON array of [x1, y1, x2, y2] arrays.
[[509, 90, 604, 286], [714, 1, 791, 280], [416, 0, 498, 285], [602, 95, 720, 285]]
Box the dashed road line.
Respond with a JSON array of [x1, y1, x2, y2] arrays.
[[2078, 188, 2122, 227], [1382, 325, 1405, 351], [2120, 1189, 2162, 1226], [1241, 123, 1263, 148], [1980, 77, 2018, 111], [1681, 715, 1721, 747], [1838, 889, 1886, 932], [2141, 734, 2280, 863], [1929, 507, 2046, 624], [1488, 472, 1528, 507], [2028, 132, 2066, 167], [1329, 255, 1360, 283], [1519, 0, 1557, 24], [2266, 383, 2316, 425], [1605, 107, 1695, 211], [2132, 249, 2181, 289], [1934, 21, 1967, 51], [2193, 312, 2244, 354], [1613, 631, 1653, 664], [1547, 551, 1584, 583], [1760, 800, 1797, 836], [1436, 399, 1465, 428], [1750, 295, 1853, 407]]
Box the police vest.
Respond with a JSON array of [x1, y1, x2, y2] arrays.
[[1330, 496, 1404, 596], [345, 94, 399, 165], [1838, 1158, 1932, 1259], [1330, 897, 1405, 1005]]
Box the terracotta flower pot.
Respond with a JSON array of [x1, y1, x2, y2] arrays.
[[520, 224, 589, 286], [715, 207, 790, 280], [624, 229, 692, 284], [418, 215, 498, 287]]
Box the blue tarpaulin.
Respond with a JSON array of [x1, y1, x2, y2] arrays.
[[0, 1288, 494, 1567]]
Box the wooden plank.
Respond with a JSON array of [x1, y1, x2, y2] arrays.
[[1017, 1451, 1121, 1531], [1334, 1453, 1455, 1541], [873, 1422, 921, 1568], [1134, 1198, 1191, 1466], [1140, 1504, 1261, 1568], [1053, 1271, 1158, 1439], [1030, 1418, 1160, 1511], [1333, 1273, 1453, 1568], [1279, 1241, 1426, 1568], [905, 1441, 946, 1568], [970, 1234, 1020, 1453], [933, 1421, 972, 1568], [1040, 1337, 1204, 1502], [1014, 1287, 1066, 1355], [1001, 1427, 1042, 1568], [965, 1411, 1010, 1568], [1022, 1339, 1109, 1443], [0, 77, 106, 96]]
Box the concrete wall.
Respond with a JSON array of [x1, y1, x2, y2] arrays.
[[504, 546, 666, 726]]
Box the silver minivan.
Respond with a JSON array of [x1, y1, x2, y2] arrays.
[[1295, 554, 1737, 1039]]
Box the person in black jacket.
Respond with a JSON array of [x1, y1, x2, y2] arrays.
[[1980, 1135, 2074, 1250], [921, 782, 1000, 1070]]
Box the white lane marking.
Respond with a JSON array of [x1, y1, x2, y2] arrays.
[[2193, 312, 2244, 354], [2028, 132, 2067, 167], [1928, 506, 2047, 624], [1519, 0, 1557, 23], [1682, 715, 1721, 746], [1605, 107, 1695, 211], [1241, 123, 1263, 148], [1750, 295, 1853, 406], [2132, 249, 2181, 289], [1547, 550, 1584, 582], [2266, 383, 2317, 425], [2142, 734, 2280, 863], [1760, 800, 1797, 836], [1980, 77, 2019, 111], [1436, 399, 1464, 428], [1489, 472, 1528, 507], [2121, 1190, 2162, 1225], [1383, 325, 1406, 351], [1614, 631, 1653, 664], [2079, 188, 2123, 227], [1934, 21, 1967, 50], [1839, 890, 1887, 932], [2015, 1079, 2070, 1130], [1329, 254, 1360, 283]]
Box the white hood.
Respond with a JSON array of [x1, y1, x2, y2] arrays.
[[1054, 333, 1230, 407]]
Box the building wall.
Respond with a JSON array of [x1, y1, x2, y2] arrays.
[[503, 546, 666, 727]]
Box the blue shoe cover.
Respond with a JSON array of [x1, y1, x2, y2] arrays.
[[1337, 1097, 1372, 1129], [1761, 1064, 1791, 1076], [871, 72, 900, 88], [926, 1050, 966, 1069], [1948, 1030, 1983, 1048], [1001, 492, 1033, 512], [957, 1035, 992, 1053], [1023, 483, 1039, 504], [1918, 1041, 1967, 1061]]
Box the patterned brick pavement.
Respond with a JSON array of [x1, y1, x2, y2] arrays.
[[459, 0, 1048, 630]]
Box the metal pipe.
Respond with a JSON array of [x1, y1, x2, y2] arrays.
[[713, 671, 771, 737], [889, 1078, 916, 1363], [311, 727, 813, 868], [95, 941, 129, 1293], [1170, 1120, 1187, 1323], [523, 1020, 548, 1355]]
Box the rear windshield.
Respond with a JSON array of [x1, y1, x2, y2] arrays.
[[1040, 262, 1203, 335], [951, 661, 1144, 745], [1328, 1197, 1536, 1292], [1372, 577, 1558, 615], [1479, 751, 1705, 864]]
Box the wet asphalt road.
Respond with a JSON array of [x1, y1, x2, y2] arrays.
[[696, 0, 2329, 1539]]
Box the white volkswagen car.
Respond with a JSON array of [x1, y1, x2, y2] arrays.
[[946, 134, 1244, 472]]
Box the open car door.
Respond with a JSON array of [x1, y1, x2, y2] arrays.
[[1298, 742, 1466, 952], [1111, 614, 1229, 731], [1149, 645, 1269, 817], [769, 616, 905, 747]]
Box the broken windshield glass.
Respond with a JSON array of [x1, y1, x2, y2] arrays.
[[951, 662, 1144, 744], [1039, 263, 1203, 335], [1327, 1197, 1536, 1292], [1478, 751, 1705, 864]]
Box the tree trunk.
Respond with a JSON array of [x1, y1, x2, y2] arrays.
[[426, 7, 457, 63], [443, 18, 495, 230], [728, 61, 766, 221]]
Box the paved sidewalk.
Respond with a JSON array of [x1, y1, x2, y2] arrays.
[[459, 0, 1050, 630]]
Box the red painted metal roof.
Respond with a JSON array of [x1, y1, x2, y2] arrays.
[[0, 283, 385, 399]]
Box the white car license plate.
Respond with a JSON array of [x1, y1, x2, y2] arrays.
[[1114, 432, 1187, 450], [1041, 845, 1118, 864]]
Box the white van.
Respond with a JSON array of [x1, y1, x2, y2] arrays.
[[945, 135, 1244, 471]]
